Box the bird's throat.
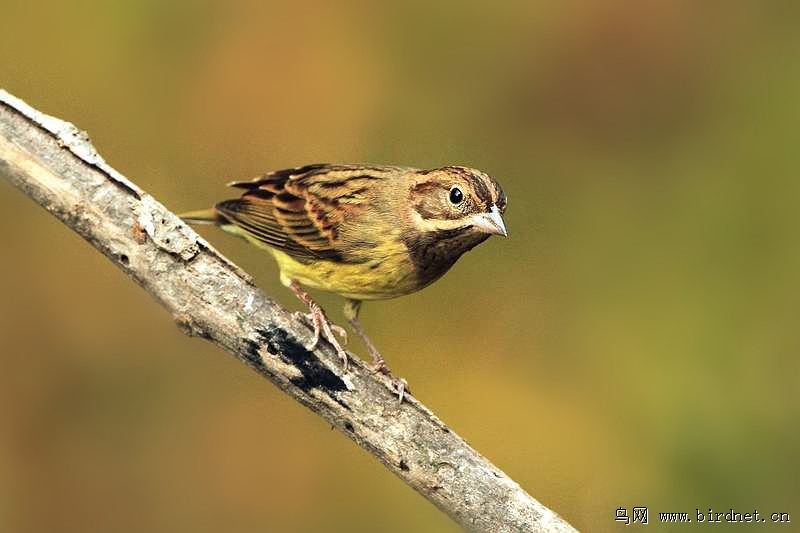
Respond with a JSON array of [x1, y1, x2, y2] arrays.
[[403, 228, 489, 286]]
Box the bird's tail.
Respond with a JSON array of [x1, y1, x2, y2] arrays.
[[179, 208, 224, 225]]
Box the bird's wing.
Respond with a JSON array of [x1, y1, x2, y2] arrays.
[[215, 164, 397, 263]]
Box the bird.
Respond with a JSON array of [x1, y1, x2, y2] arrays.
[[180, 163, 507, 384]]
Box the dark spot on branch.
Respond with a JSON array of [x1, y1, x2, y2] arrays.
[[344, 421, 354, 433], [119, 254, 129, 266], [253, 327, 349, 398], [399, 459, 410, 471], [243, 339, 268, 370]]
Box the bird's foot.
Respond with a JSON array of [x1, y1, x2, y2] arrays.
[[288, 280, 350, 371], [388, 376, 409, 404], [367, 354, 409, 403], [327, 323, 348, 346], [344, 312, 409, 403], [369, 354, 391, 375], [293, 308, 350, 371]]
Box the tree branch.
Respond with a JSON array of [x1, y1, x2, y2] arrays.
[[0, 89, 577, 533]]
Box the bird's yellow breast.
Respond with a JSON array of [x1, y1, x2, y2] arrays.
[[224, 224, 421, 300], [269, 247, 421, 300]]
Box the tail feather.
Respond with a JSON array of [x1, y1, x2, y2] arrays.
[[179, 208, 224, 225]]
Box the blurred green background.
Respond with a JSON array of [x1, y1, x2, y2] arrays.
[[1, 1, 799, 531]]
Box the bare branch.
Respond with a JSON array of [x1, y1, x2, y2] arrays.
[[0, 89, 577, 533]]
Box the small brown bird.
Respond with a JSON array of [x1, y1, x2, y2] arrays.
[[181, 164, 507, 380]]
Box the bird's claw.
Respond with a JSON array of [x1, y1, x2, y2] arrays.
[[391, 377, 409, 404], [330, 324, 348, 345], [367, 358, 408, 403], [370, 358, 390, 375], [295, 307, 350, 372]]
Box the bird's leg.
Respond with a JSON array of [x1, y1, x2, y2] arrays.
[[288, 280, 349, 371], [340, 299, 410, 401], [343, 299, 390, 374], [343, 299, 408, 402]]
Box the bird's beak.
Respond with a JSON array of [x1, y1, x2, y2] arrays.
[[470, 205, 507, 237]]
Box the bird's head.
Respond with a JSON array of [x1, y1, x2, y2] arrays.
[[409, 166, 507, 237]]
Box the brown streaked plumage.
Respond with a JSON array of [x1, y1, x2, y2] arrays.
[[181, 164, 507, 388]]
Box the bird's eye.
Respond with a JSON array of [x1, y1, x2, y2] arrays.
[[449, 187, 464, 205]]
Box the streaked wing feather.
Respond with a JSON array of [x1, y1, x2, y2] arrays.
[[214, 198, 326, 261], [215, 164, 395, 263]]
